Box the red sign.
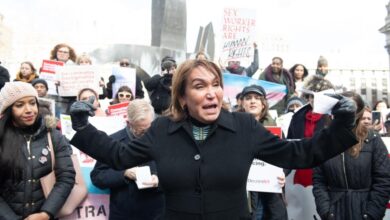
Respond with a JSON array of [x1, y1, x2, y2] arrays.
[[40, 59, 64, 74], [265, 126, 282, 139], [107, 102, 129, 119]]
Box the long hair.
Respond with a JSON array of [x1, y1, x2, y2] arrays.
[[0, 108, 25, 185], [168, 59, 224, 122], [239, 95, 270, 123], [0, 99, 41, 185], [111, 85, 134, 104], [289, 64, 308, 82], [342, 91, 367, 157], [50, 43, 77, 62], [16, 61, 37, 82]]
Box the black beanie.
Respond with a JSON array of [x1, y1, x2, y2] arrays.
[[31, 78, 49, 90]]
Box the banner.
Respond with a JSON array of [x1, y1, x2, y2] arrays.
[[111, 67, 136, 99], [60, 115, 125, 219], [221, 8, 256, 66], [222, 73, 287, 107], [39, 60, 64, 95], [247, 127, 284, 193], [56, 65, 103, 97]]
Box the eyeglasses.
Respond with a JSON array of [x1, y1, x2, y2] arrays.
[[118, 92, 132, 98], [120, 62, 130, 67], [58, 50, 69, 54]]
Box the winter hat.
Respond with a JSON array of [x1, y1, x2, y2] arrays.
[[241, 84, 267, 97], [286, 96, 306, 110], [317, 56, 328, 67], [31, 78, 49, 91], [0, 81, 38, 114]]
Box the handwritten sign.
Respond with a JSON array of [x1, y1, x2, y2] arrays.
[[221, 8, 256, 66], [57, 65, 102, 97]]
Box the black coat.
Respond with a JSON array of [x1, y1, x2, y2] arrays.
[[90, 127, 164, 220], [0, 118, 75, 219], [0, 65, 10, 90], [144, 74, 172, 114], [71, 110, 357, 220], [313, 131, 390, 220]]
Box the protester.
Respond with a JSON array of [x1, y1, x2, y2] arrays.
[[14, 61, 38, 83], [223, 43, 259, 77], [106, 58, 144, 99], [91, 99, 165, 220], [0, 82, 75, 219], [313, 91, 390, 220], [77, 88, 106, 117], [69, 59, 357, 220], [32, 78, 49, 98], [373, 99, 388, 112], [110, 85, 134, 105], [289, 64, 309, 97], [276, 96, 306, 136], [145, 56, 177, 115], [286, 75, 335, 219], [0, 61, 10, 90], [239, 84, 287, 220], [231, 92, 243, 112], [259, 57, 295, 115], [315, 56, 328, 77], [50, 43, 77, 64]]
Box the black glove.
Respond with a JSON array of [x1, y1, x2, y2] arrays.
[[108, 75, 116, 84], [69, 96, 96, 131], [326, 94, 357, 130]]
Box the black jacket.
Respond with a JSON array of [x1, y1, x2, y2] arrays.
[[0, 118, 75, 220], [144, 74, 172, 114], [71, 110, 357, 220], [0, 65, 10, 90], [90, 127, 164, 220], [313, 131, 390, 220]]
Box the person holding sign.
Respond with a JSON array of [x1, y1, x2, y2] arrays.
[[239, 84, 287, 220], [91, 99, 164, 220], [313, 92, 390, 220], [0, 82, 75, 220], [69, 59, 358, 220], [223, 43, 259, 77]]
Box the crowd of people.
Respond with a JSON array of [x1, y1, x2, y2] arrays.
[[0, 42, 389, 220]]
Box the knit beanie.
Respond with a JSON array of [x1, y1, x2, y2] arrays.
[[31, 78, 49, 91], [0, 81, 38, 114], [317, 56, 328, 67], [286, 96, 306, 110]]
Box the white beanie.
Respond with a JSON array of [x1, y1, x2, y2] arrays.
[[0, 81, 38, 114]]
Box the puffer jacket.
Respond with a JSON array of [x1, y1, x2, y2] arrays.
[[0, 116, 75, 220], [313, 131, 390, 220]]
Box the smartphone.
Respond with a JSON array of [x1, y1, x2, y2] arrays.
[[372, 111, 381, 124]]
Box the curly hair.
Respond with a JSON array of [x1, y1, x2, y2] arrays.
[[50, 43, 77, 62]]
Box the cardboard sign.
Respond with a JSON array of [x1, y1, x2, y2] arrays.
[[247, 126, 284, 193], [56, 65, 102, 97], [221, 8, 256, 66]]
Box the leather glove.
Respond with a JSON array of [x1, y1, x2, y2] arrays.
[[326, 94, 357, 130], [69, 96, 96, 131]]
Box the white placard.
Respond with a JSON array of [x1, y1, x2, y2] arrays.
[[247, 159, 284, 193], [135, 166, 153, 189], [300, 89, 338, 114], [112, 67, 136, 98]]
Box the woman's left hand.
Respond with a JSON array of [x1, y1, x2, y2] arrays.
[[142, 174, 159, 188], [24, 212, 50, 220], [277, 174, 286, 188]]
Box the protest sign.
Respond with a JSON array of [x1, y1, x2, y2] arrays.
[[107, 102, 129, 119], [39, 60, 64, 95], [56, 65, 102, 97], [247, 127, 284, 193], [221, 8, 256, 66]]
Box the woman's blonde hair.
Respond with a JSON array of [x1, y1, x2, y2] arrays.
[[168, 59, 223, 122]]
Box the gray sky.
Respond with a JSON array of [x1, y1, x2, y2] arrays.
[[1, 0, 389, 72]]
